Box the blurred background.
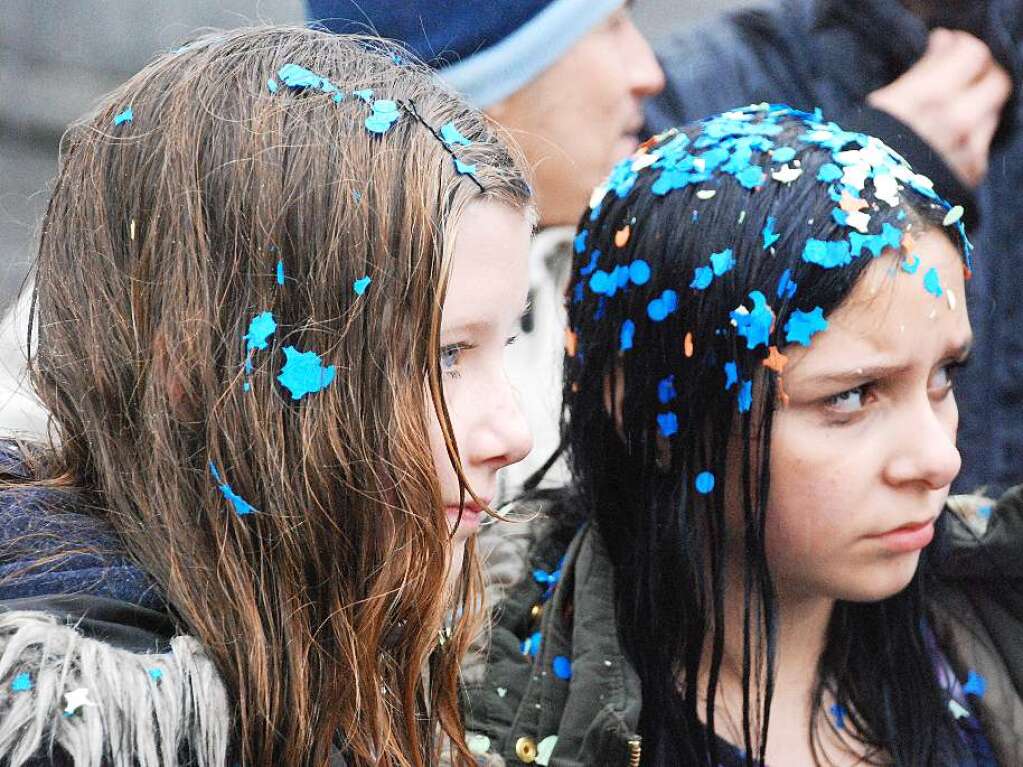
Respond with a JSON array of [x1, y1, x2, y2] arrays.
[[0, 0, 754, 314]]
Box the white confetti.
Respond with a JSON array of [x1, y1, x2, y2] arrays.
[[467, 734, 492, 755], [536, 735, 559, 766], [943, 205, 964, 226], [771, 165, 803, 184], [63, 688, 95, 715]]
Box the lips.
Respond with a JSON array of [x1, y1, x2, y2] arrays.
[[868, 518, 936, 553]]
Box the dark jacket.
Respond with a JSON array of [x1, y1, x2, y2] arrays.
[[0, 457, 235, 766], [462, 487, 1023, 766], [645, 0, 1023, 495]]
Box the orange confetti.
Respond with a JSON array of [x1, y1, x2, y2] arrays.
[[839, 193, 868, 213], [564, 328, 578, 357], [901, 232, 916, 254], [615, 225, 631, 248], [963, 264, 973, 281], [777, 377, 791, 407], [762, 345, 788, 373], [683, 331, 694, 358]]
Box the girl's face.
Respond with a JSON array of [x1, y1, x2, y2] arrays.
[[427, 201, 533, 586], [763, 230, 972, 603]]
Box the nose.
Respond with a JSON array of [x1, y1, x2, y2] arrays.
[[883, 396, 962, 491], [621, 16, 665, 99], [469, 372, 533, 472]]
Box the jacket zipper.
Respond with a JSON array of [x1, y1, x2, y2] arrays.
[[626, 736, 642, 766]]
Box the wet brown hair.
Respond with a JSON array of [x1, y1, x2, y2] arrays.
[[28, 26, 530, 766]]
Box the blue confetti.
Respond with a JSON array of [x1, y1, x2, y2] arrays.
[[737, 165, 766, 189], [552, 656, 572, 680], [613, 264, 631, 289], [522, 631, 542, 657], [978, 505, 993, 520], [817, 163, 842, 182], [724, 361, 738, 390], [574, 229, 588, 254], [619, 319, 635, 351], [849, 223, 903, 258], [731, 291, 773, 350], [277, 346, 337, 400], [694, 471, 715, 494], [589, 270, 611, 296], [771, 146, 796, 164], [830, 703, 847, 730], [803, 239, 852, 269], [629, 259, 651, 285], [353, 275, 371, 295], [737, 380, 753, 413], [533, 568, 561, 586], [278, 63, 344, 100], [11, 672, 31, 692], [784, 307, 829, 346], [963, 670, 987, 698], [276, 259, 285, 285], [244, 311, 276, 352], [353, 88, 374, 102], [690, 266, 713, 290], [148, 668, 163, 682], [579, 250, 600, 276], [440, 121, 472, 147], [900, 255, 921, 274], [658, 375, 677, 404], [923, 267, 943, 297], [113, 107, 133, 126], [711, 248, 735, 276], [454, 158, 477, 176], [208, 461, 257, 517], [647, 290, 679, 322], [762, 216, 780, 249], [657, 411, 679, 438], [776, 268, 797, 300], [267, 78, 279, 93]]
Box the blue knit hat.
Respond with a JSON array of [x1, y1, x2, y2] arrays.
[[306, 0, 624, 108]]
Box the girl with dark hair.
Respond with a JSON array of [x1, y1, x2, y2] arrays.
[[0, 26, 533, 767], [464, 104, 1023, 766]]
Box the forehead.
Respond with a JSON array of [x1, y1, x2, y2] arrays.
[[785, 230, 971, 373], [440, 201, 530, 331]]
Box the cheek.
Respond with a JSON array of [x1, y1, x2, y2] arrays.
[[426, 386, 460, 493], [763, 421, 857, 577]]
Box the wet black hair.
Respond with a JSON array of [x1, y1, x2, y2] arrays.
[[563, 106, 971, 765]]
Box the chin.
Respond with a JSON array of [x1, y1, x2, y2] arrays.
[[836, 552, 922, 602]]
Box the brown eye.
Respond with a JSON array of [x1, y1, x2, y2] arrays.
[[825, 385, 868, 413]]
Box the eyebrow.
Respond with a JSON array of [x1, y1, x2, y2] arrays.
[[808, 340, 973, 387], [440, 297, 532, 338]]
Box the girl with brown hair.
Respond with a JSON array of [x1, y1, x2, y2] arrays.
[[0, 26, 532, 767]]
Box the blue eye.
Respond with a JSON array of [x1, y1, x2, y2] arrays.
[[440, 345, 461, 373], [440, 343, 475, 378]]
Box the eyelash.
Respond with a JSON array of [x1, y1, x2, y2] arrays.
[[439, 336, 519, 379], [823, 359, 967, 420]]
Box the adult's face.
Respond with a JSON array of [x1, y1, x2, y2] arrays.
[[487, 5, 664, 228]]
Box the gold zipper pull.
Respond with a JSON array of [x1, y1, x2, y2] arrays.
[[627, 736, 642, 766]]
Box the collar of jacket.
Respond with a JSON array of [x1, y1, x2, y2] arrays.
[[466, 486, 1023, 765], [465, 499, 643, 766]]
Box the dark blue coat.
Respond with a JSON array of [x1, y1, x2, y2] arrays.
[[646, 0, 1023, 494]]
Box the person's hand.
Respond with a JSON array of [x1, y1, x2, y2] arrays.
[[867, 28, 1012, 188]]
